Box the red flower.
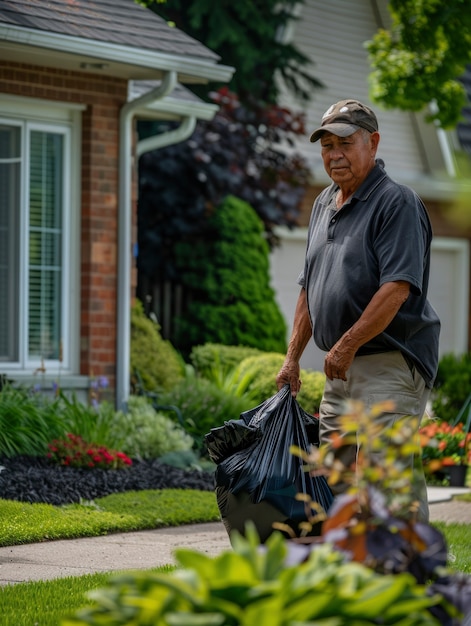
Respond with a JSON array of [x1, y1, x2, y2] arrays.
[[46, 435, 132, 470]]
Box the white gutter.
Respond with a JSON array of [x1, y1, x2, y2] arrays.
[[117, 71, 177, 409], [136, 115, 196, 157], [134, 96, 218, 122], [0, 24, 234, 83]]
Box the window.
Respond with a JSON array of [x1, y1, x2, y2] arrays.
[[0, 101, 79, 373], [28, 130, 64, 361], [0, 125, 20, 362]]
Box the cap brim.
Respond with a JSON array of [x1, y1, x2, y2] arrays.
[[309, 123, 360, 142]]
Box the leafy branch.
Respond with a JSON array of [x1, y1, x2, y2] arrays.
[[366, 0, 471, 128]]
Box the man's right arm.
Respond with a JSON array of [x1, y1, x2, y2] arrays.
[[276, 288, 312, 397]]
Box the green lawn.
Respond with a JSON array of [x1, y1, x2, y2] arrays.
[[0, 492, 469, 626], [0, 489, 220, 547], [0, 573, 119, 626], [0, 489, 219, 626]]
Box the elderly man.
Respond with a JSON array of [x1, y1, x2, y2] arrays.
[[276, 99, 440, 521]]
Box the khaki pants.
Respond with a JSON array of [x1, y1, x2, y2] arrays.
[[319, 351, 430, 522]]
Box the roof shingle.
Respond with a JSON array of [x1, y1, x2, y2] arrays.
[[0, 0, 220, 61]]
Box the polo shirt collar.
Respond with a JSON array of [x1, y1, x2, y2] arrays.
[[351, 159, 387, 202]]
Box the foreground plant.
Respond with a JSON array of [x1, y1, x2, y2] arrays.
[[62, 403, 471, 625], [283, 401, 471, 624], [62, 524, 448, 626]]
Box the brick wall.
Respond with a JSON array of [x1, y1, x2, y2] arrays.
[[0, 61, 133, 394]]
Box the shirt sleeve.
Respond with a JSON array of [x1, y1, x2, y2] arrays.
[[373, 185, 432, 296]]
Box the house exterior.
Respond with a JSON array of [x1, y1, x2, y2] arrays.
[[0, 0, 234, 407], [270, 0, 471, 373], [2, 0, 468, 405]]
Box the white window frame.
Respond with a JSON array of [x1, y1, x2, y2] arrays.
[[0, 95, 83, 376], [24, 121, 70, 369]]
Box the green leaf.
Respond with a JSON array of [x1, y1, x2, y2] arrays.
[[241, 594, 284, 625], [284, 591, 338, 621], [166, 612, 225, 625], [346, 574, 413, 618], [382, 593, 446, 619], [175, 548, 260, 589]]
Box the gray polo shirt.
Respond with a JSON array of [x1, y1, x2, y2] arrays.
[[298, 161, 440, 387]]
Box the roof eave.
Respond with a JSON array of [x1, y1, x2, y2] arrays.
[[0, 23, 235, 83]]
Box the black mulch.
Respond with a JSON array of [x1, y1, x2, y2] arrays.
[[0, 455, 215, 506]]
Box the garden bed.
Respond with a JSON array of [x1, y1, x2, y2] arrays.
[[0, 455, 215, 506]]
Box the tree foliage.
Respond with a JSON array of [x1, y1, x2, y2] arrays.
[[140, 0, 323, 105], [136, 1, 316, 287], [137, 87, 311, 283], [366, 0, 471, 128], [136, 1, 318, 353]]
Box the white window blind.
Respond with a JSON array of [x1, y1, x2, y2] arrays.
[[0, 125, 20, 362], [28, 130, 63, 361]]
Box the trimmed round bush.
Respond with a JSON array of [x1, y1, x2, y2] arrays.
[[190, 343, 264, 378], [131, 299, 184, 392], [158, 376, 255, 447]]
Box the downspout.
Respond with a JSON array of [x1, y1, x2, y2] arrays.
[[136, 115, 196, 157], [117, 71, 177, 409]]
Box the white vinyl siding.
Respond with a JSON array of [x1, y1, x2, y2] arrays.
[[277, 0, 436, 184], [0, 97, 81, 375]]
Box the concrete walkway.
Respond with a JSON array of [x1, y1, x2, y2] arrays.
[[0, 486, 469, 586]]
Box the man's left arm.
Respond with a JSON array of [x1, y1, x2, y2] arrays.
[[324, 280, 410, 381]]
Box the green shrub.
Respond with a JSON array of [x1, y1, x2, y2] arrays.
[[158, 374, 255, 449], [0, 384, 65, 457], [131, 299, 184, 392], [65, 526, 446, 626], [57, 393, 194, 461], [192, 359, 260, 403], [113, 396, 194, 460], [432, 352, 471, 423], [173, 195, 287, 357], [238, 352, 326, 414], [190, 343, 263, 378]]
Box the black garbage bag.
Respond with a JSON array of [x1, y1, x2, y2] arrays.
[[205, 385, 333, 542]]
